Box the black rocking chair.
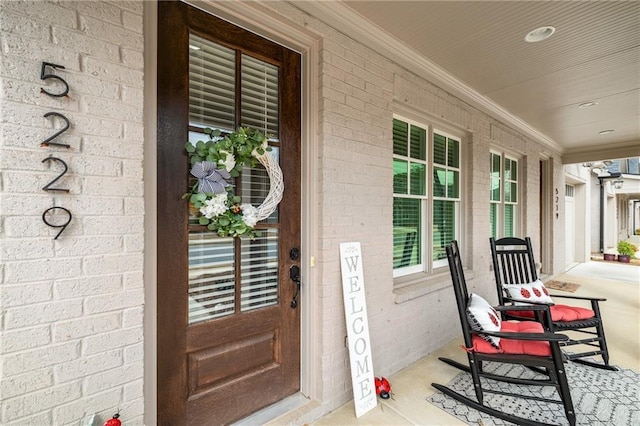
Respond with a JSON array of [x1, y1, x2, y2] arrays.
[[433, 240, 576, 426], [490, 236, 617, 371]]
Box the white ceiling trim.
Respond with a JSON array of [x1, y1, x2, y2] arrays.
[[294, 1, 563, 153]]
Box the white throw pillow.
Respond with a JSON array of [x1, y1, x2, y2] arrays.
[[466, 293, 501, 348], [503, 279, 553, 304]]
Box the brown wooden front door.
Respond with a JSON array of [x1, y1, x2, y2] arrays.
[[157, 2, 301, 424]]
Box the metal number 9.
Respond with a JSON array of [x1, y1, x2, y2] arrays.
[[42, 206, 72, 240]]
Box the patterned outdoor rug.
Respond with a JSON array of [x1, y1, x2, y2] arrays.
[[545, 280, 581, 293], [428, 361, 640, 425]]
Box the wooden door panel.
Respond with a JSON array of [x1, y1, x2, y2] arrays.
[[188, 369, 285, 426], [186, 306, 279, 351], [157, 2, 301, 424], [188, 329, 276, 393]]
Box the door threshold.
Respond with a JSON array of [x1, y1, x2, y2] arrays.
[[232, 393, 310, 426]]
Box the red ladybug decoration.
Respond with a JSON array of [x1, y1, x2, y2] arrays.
[[374, 377, 391, 399], [103, 413, 121, 426]]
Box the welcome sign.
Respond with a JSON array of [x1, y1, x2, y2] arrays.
[[339, 242, 377, 417]]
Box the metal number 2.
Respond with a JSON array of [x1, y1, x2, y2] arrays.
[[40, 62, 69, 98], [41, 112, 71, 148], [42, 156, 70, 192], [42, 207, 72, 240]]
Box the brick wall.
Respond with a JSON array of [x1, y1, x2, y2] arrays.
[[316, 33, 562, 414], [263, 1, 563, 417], [0, 1, 144, 424]]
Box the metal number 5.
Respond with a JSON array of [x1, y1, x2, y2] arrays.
[[40, 62, 69, 98]]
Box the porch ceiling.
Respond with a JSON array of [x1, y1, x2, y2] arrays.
[[297, 1, 640, 164]]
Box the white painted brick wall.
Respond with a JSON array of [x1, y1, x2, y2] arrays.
[[263, 1, 564, 418], [553, 157, 567, 275], [0, 1, 144, 425]]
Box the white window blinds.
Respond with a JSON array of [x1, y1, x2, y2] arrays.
[[188, 234, 235, 324], [189, 35, 236, 131], [241, 54, 279, 137]]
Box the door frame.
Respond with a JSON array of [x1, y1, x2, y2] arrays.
[[142, 2, 320, 424], [539, 158, 553, 275], [564, 183, 576, 265]]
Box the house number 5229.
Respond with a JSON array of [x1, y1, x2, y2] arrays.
[[39, 61, 72, 239]]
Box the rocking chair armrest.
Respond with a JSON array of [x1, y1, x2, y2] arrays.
[[472, 329, 569, 342], [494, 303, 552, 312], [495, 301, 554, 327], [548, 294, 607, 302]]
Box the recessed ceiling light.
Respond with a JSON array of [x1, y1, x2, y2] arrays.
[[578, 101, 598, 109], [525, 26, 556, 42], [598, 130, 615, 135]]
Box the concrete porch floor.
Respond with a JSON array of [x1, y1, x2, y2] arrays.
[[312, 261, 640, 425]]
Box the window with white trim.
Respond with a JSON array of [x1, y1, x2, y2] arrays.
[[490, 152, 519, 239], [432, 132, 461, 268], [393, 117, 461, 277]]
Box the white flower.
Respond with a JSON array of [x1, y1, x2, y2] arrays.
[[241, 204, 259, 227], [218, 150, 236, 172], [200, 193, 228, 218]]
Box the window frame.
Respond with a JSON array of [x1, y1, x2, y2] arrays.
[[490, 150, 520, 239], [393, 115, 463, 279]]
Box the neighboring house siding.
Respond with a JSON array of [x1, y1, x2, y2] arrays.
[[0, 1, 144, 424], [563, 164, 592, 264]]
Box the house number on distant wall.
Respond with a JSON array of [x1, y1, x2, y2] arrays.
[[40, 62, 72, 239]]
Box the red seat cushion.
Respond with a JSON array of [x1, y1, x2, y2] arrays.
[[472, 321, 551, 356], [507, 304, 595, 322]]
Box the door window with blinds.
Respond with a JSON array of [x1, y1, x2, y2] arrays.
[[187, 34, 280, 324], [490, 152, 519, 239], [393, 117, 461, 277]]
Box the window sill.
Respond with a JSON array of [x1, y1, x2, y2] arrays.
[[393, 269, 476, 304]]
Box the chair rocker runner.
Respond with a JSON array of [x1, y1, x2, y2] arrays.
[[433, 241, 576, 426], [490, 236, 617, 371]]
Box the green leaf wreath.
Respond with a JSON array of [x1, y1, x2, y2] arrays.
[[183, 127, 271, 239]]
